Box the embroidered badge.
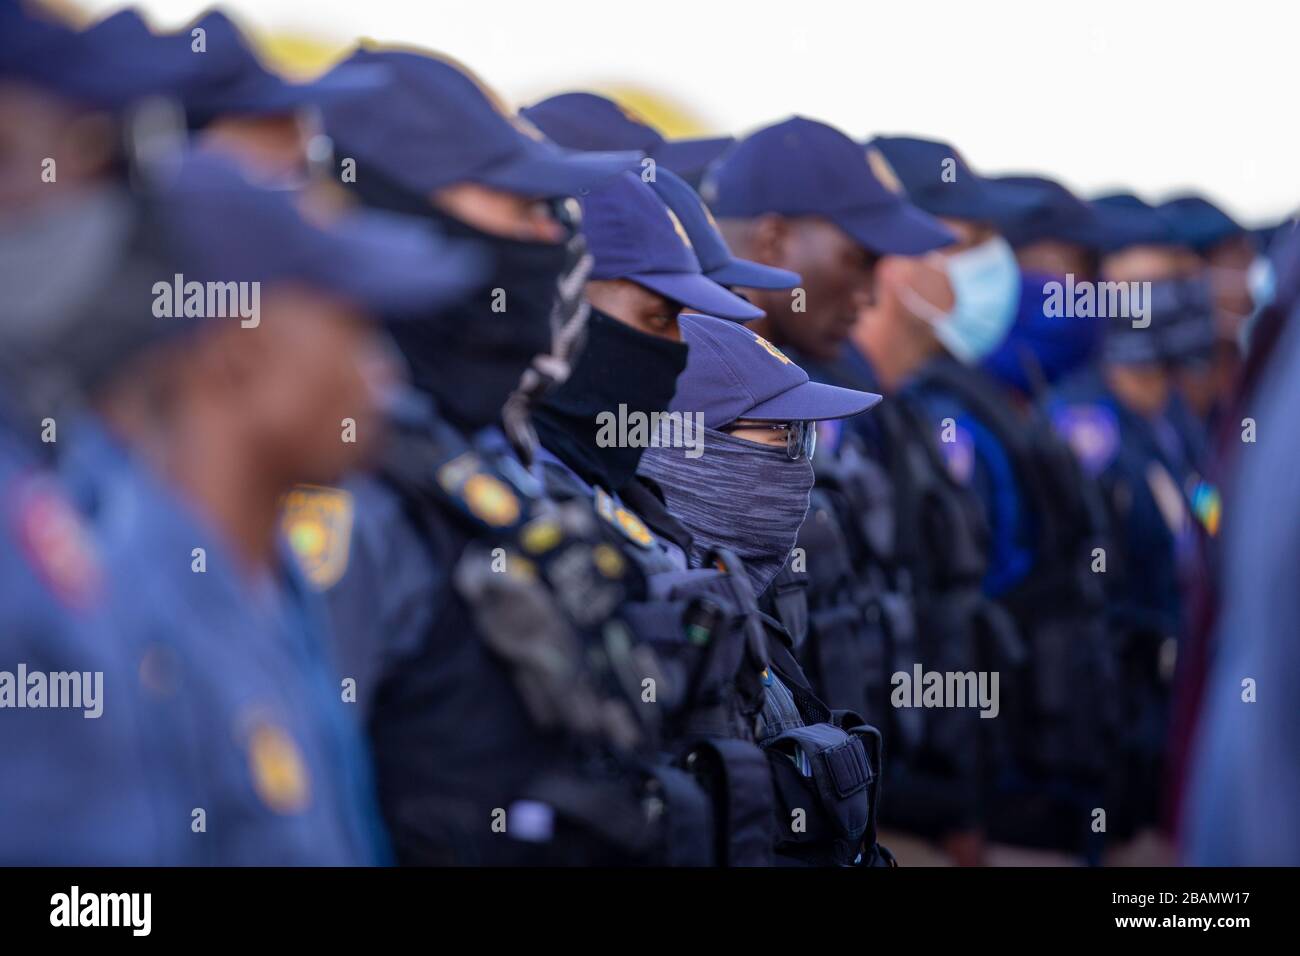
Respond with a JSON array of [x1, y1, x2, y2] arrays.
[[246, 720, 311, 815], [282, 485, 354, 591], [11, 475, 102, 609]]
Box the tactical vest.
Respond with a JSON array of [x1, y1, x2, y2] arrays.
[[368, 416, 713, 865], [803, 398, 1023, 839], [539, 462, 889, 867], [912, 360, 1121, 799]]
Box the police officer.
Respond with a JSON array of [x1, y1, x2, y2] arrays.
[[53, 152, 477, 864], [867, 136, 1033, 599], [296, 45, 711, 865], [701, 120, 1013, 865], [638, 314, 891, 866], [0, 188, 159, 863], [980, 174, 1107, 399], [522, 90, 734, 187], [1154, 194, 1255, 460], [0, 2, 203, 863]]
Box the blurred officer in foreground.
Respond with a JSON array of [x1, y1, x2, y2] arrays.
[[1, 99, 474, 857], [1183, 225, 1300, 864], [55, 153, 475, 864], [93, 7, 383, 191], [522, 90, 733, 187], [0, 187, 157, 863], [0, 1, 167, 218], [296, 46, 712, 865], [0, 0, 189, 863], [638, 314, 893, 866]]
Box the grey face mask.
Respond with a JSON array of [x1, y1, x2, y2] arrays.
[[638, 426, 814, 596]]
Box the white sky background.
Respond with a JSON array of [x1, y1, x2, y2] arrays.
[[82, 0, 1297, 223]]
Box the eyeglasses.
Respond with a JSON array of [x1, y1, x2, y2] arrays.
[[724, 420, 817, 462]]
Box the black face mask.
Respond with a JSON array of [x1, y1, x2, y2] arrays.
[[533, 309, 689, 492], [386, 209, 569, 433], [344, 166, 571, 435]]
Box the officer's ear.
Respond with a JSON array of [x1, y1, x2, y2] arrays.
[[748, 213, 790, 267]]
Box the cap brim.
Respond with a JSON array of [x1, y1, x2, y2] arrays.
[[476, 139, 642, 198], [653, 136, 735, 178], [632, 271, 764, 321], [312, 210, 490, 315], [707, 257, 801, 290], [833, 200, 957, 255], [745, 379, 883, 422]]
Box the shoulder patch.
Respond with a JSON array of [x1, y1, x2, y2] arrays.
[[282, 484, 354, 591], [1051, 404, 1120, 477], [10, 474, 102, 610], [1188, 478, 1221, 537], [438, 452, 522, 529], [594, 488, 655, 549], [938, 423, 976, 485]]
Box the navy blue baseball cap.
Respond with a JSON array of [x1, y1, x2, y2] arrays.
[[520, 92, 734, 185], [0, 3, 185, 108], [669, 314, 882, 427], [40, 150, 489, 385], [582, 172, 761, 321], [1156, 195, 1244, 252], [647, 168, 799, 290], [1089, 192, 1178, 252], [703, 117, 955, 255], [147, 150, 488, 314], [867, 135, 1039, 225], [155, 11, 388, 126], [321, 47, 641, 199], [991, 174, 1105, 248]]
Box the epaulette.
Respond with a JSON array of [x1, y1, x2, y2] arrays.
[[592, 487, 656, 551], [378, 414, 530, 536], [435, 450, 526, 531]]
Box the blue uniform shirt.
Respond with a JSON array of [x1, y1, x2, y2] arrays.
[[1048, 369, 1193, 640], [62, 418, 386, 865], [0, 428, 169, 864]]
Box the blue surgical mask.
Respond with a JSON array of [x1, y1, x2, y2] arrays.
[[936, 235, 1021, 364]]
